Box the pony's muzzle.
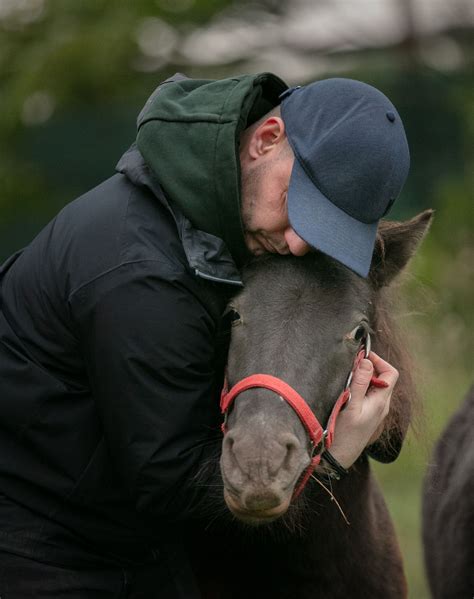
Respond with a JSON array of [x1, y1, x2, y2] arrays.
[[220, 429, 308, 520]]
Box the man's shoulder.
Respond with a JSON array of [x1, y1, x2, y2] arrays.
[[0, 173, 195, 327], [51, 173, 190, 290], [55, 175, 231, 321]]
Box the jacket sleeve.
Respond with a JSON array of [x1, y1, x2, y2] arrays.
[[72, 261, 223, 520]]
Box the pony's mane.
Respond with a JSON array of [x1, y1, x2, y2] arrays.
[[369, 222, 421, 459]]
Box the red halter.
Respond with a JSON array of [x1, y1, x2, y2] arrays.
[[220, 334, 388, 499]]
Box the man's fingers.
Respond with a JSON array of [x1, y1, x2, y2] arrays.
[[349, 358, 374, 401], [368, 351, 399, 387], [348, 351, 398, 416]]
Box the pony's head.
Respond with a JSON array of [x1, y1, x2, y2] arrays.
[[220, 211, 432, 524]]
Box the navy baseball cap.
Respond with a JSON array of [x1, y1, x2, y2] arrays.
[[280, 78, 410, 277]]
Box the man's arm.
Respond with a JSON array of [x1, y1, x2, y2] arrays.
[[73, 262, 222, 519]]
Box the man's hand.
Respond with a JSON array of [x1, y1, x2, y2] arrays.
[[328, 352, 399, 470]]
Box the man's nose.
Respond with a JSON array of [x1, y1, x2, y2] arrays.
[[284, 228, 311, 256]]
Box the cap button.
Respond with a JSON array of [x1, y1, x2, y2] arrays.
[[279, 86, 301, 101], [386, 111, 396, 123]]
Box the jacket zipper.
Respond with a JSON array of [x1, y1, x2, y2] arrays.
[[194, 268, 243, 286]]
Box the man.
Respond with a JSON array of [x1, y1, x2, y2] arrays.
[[0, 73, 408, 596]]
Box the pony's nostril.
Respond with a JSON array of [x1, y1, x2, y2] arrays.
[[223, 433, 235, 452], [280, 433, 302, 470], [281, 433, 300, 452]]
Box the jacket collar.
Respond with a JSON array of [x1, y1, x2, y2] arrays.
[[116, 145, 243, 287]]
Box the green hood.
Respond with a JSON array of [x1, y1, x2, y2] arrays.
[[136, 72, 288, 265]]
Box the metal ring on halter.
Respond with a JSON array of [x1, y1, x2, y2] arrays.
[[318, 429, 329, 455], [344, 370, 353, 390], [310, 430, 328, 457], [364, 333, 371, 358], [344, 333, 371, 394]]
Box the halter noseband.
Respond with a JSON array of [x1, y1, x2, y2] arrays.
[[220, 333, 388, 499]]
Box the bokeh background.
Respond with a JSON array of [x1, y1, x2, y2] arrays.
[[1, 1, 472, 596]]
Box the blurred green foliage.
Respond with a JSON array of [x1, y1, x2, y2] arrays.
[[374, 182, 473, 598], [0, 2, 473, 598], [0, 0, 233, 252], [0, 0, 229, 134]]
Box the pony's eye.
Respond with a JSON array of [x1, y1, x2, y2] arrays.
[[223, 308, 242, 328], [229, 310, 242, 327], [349, 324, 368, 343]]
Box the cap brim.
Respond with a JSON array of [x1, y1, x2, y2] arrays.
[[287, 160, 377, 278]]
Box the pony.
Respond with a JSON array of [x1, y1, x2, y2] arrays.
[[185, 211, 432, 599], [422, 384, 474, 598]]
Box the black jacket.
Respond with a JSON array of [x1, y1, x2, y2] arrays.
[[0, 147, 241, 568]]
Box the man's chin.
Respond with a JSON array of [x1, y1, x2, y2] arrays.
[[244, 233, 266, 256]]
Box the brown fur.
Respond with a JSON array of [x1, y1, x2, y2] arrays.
[[422, 384, 474, 598]]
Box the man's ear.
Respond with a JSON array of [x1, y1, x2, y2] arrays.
[[247, 117, 286, 159], [370, 209, 434, 288]]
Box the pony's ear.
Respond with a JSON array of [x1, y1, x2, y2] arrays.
[[370, 210, 434, 288]]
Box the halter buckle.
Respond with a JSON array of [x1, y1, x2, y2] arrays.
[[310, 429, 328, 457]]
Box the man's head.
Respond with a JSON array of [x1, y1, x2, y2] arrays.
[[239, 78, 410, 277], [239, 107, 310, 258]]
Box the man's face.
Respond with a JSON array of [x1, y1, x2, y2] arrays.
[[240, 149, 311, 257]]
